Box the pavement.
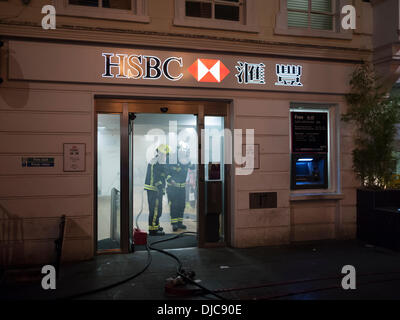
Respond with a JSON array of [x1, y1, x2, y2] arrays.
[[1, 238, 400, 300]]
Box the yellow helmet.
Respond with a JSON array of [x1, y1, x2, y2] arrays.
[[157, 144, 170, 155]]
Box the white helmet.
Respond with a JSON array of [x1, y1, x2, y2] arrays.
[[177, 141, 190, 162]]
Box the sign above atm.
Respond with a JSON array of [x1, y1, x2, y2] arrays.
[[9, 40, 354, 94]]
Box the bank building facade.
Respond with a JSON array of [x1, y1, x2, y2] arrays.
[[0, 0, 399, 266]]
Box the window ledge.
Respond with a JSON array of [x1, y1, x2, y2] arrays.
[[274, 27, 352, 40], [290, 193, 345, 201], [173, 17, 259, 33]]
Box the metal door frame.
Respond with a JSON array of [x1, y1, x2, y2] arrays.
[[94, 98, 230, 254]]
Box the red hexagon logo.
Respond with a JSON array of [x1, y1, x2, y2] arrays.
[[188, 59, 230, 83]]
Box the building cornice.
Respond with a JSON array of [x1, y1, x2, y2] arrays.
[[0, 21, 372, 62]]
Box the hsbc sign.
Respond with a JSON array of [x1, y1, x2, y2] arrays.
[[101, 52, 307, 88], [102, 53, 184, 81], [8, 41, 354, 94]]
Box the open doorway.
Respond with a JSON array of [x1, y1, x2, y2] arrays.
[[131, 113, 198, 249], [95, 99, 230, 253]]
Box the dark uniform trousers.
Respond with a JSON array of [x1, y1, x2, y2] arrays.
[[147, 190, 163, 231], [144, 161, 166, 232], [167, 185, 186, 225]]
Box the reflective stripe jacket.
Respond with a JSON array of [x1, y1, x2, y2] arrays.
[[166, 162, 195, 188], [144, 160, 166, 192]]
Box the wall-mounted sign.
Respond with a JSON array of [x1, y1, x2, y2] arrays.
[[291, 112, 328, 153], [22, 157, 54, 167], [63, 143, 86, 172], [102, 54, 183, 81], [275, 64, 303, 87], [188, 59, 230, 83], [9, 40, 354, 94], [235, 62, 265, 85]]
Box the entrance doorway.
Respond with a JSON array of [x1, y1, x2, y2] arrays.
[[132, 113, 198, 248], [95, 99, 230, 253]]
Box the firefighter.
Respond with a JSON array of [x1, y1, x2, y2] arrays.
[[145, 144, 170, 236], [166, 142, 195, 232]]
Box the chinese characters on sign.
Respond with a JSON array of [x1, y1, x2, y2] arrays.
[[235, 62, 265, 84], [234, 62, 303, 87], [291, 112, 328, 153], [275, 64, 303, 87]]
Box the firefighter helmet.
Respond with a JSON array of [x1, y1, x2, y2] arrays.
[[177, 141, 190, 161], [177, 141, 189, 152], [157, 144, 170, 155]]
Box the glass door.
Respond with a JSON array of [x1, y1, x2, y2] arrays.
[[203, 116, 226, 243], [97, 113, 121, 251]]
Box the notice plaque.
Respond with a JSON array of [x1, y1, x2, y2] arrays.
[[63, 143, 86, 172], [291, 112, 328, 153], [22, 157, 54, 167]]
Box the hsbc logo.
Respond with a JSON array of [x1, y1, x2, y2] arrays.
[[188, 59, 230, 83], [102, 53, 183, 81]]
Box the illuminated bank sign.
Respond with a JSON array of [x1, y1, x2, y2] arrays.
[[102, 53, 184, 81], [101, 52, 304, 88], [7, 41, 353, 94]]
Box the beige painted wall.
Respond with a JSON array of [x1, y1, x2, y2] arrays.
[[0, 88, 93, 266], [231, 96, 357, 248]]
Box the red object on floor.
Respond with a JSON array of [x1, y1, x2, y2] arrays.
[[133, 228, 147, 245]]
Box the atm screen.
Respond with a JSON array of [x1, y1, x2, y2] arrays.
[[291, 154, 328, 189]]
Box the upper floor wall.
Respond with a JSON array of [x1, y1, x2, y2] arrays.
[[371, 0, 400, 88], [0, 0, 373, 60]]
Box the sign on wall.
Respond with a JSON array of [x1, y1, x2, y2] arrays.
[[22, 157, 54, 167], [63, 143, 86, 172], [291, 112, 328, 153], [8, 40, 354, 94]]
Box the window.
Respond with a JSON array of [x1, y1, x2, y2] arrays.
[[185, 0, 242, 22], [287, 0, 334, 30], [54, 0, 149, 22], [69, 0, 131, 10], [174, 0, 258, 33], [274, 0, 352, 39]]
